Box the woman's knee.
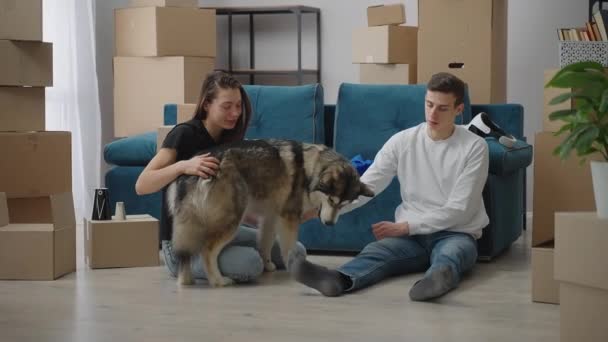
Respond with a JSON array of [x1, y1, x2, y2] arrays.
[[217, 246, 264, 282]]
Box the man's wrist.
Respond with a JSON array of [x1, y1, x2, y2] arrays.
[[400, 222, 410, 235]]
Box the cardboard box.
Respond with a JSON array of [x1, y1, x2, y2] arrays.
[[0, 40, 53, 87], [555, 212, 608, 341], [6, 192, 75, 228], [157, 125, 174, 152], [0, 0, 42, 41], [367, 4, 405, 26], [352, 26, 417, 64], [84, 215, 160, 269], [543, 69, 571, 132], [0, 192, 75, 280], [417, 0, 507, 104], [129, 0, 199, 7], [0, 86, 45, 131], [360, 63, 417, 84], [531, 242, 560, 304], [0, 132, 71, 198], [532, 132, 598, 246], [113, 56, 214, 137], [115, 7, 216, 57], [175, 103, 196, 123]]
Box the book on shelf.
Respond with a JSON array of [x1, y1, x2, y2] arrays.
[[557, 10, 608, 41]]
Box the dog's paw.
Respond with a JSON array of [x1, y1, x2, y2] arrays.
[[264, 260, 277, 272], [178, 273, 194, 286], [209, 276, 235, 287]]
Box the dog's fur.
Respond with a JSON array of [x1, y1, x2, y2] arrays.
[[166, 139, 374, 287]]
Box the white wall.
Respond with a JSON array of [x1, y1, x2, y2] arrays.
[[95, 0, 588, 210]]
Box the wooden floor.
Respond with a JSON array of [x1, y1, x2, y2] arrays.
[[0, 226, 559, 342]]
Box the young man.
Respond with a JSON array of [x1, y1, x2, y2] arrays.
[[290, 72, 490, 301]]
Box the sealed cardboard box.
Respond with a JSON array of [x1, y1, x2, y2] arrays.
[[367, 4, 405, 26], [113, 56, 214, 137], [555, 212, 608, 341], [360, 63, 416, 84], [418, 0, 507, 103], [0, 40, 53, 87], [352, 26, 417, 64], [532, 132, 598, 246], [0, 0, 42, 41], [0, 86, 45, 131], [129, 0, 199, 7], [0, 132, 71, 197], [0, 193, 75, 280], [115, 7, 216, 57], [84, 215, 160, 269], [531, 242, 559, 304], [157, 125, 174, 152]]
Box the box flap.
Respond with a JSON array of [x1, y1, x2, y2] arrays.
[[6, 192, 75, 229], [555, 212, 608, 291]]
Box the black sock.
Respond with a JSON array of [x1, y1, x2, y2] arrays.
[[287, 249, 348, 297], [409, 265, 457, 301]]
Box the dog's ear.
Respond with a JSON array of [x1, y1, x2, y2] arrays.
[[359, 182, 374, 197]]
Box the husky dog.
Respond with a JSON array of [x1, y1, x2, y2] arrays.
[[166, 139, 374, 287]]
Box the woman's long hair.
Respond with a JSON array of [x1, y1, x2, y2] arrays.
[[193, 70, 252, 143]]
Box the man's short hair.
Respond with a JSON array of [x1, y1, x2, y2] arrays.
[[427, 72, 466, 106]]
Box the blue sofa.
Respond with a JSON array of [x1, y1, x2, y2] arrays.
[[104, 83, 532, 260]]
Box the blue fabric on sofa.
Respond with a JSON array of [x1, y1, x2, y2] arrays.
[[164, 84, 325, 144], [105, 166, 162, 219], [298, 83, 532, 260]]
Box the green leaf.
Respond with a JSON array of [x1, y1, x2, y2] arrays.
[[575, 126, 600, 153], [599, 89, 608, 113], [548, 109, 576, 121], [546, 61, 605, 87], [548, 71, 608, 89], [549, 92, 576, 105], [556, 125, 587, 160]]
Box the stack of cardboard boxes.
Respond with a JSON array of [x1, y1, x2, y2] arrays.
[[0, 0, 76, 280], [353, 4, 417, 85], [531, 68, 600, 304], [113, 0, 216, 137], [417, 0, 507, 103]]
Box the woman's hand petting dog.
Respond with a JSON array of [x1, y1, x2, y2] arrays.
[[372, 221, 409, 240], [181, 153, 220, 179]]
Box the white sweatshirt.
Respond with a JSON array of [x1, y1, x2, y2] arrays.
[[342, 123, 490, 239]]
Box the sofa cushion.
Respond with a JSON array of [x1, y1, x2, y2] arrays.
[[244, 84, 324, 143], [104, 131, 157, 166]]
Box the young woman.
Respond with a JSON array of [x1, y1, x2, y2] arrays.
[[136, 71, 306, 283]]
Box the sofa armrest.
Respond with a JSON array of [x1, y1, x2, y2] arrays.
[[486, 137, 533, 176], [104, 131, 157, 166]]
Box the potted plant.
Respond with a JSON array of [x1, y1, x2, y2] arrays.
[[545, 61, 608, 219]]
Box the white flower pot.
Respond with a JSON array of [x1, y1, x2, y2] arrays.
[[591, 161, 608, 219]]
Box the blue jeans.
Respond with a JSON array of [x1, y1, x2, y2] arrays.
[[162, 225, 307, 283], [338, 231, 478, 292]]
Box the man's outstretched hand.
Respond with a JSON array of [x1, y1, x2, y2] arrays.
[[372, 221, 409, 240]]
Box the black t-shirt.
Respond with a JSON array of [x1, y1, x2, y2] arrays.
[[160, 119, 218, 241]]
